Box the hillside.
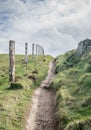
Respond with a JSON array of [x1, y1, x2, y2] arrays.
[[1, 39, 91, 130], [0, 54, 52, 130], [50, 40, 91, 130]]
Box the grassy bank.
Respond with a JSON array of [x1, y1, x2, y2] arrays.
[[50, 50, 91, 130], [0, 54, 52, 130]]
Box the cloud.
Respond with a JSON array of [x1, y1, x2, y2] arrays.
[[0, 0, 91, 56]]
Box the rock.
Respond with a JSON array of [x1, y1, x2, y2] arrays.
[[76, 38, 91, 56]]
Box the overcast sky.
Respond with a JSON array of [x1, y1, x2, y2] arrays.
[[0, 0, 91, 57]]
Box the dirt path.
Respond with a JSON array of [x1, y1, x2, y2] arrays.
[[25, 61, 58, 130]]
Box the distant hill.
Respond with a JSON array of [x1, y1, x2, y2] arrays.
[[50, 39, 91, 130]]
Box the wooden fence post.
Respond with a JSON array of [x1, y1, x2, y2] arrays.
[[32, 43, 34, 61], [42, 47, 44, 55], [37, 45, 39, 56], [9, 40, 15, 82], [41, 46, 44, 55], [25, 42, 28, 65], [37, 45, 40, 56], [36, 44, 38, 56]]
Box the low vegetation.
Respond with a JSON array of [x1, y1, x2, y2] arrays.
[[50, 50, 91, 130], [0, 54, 52, 130]]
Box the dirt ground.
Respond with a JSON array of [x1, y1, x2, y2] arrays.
[[25, 61, 58, 130]]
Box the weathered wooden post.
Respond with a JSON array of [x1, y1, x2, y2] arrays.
[[32, 43, 34, 61], [25, 42, 28, 65], [37, 45, 39, 56], [40, 45, 43, 55], [36, 44, 38, 56], [41, 47, 44, 55], [42, 47, 44, 55], [9, 40, 15, 82], [38, 45, 41, 56], [41, 46, 44, 55], [41, 46, 43, 55], [40, 45, 41, 55]]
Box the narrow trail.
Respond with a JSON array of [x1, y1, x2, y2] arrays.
[[25, 61, 58, 130]]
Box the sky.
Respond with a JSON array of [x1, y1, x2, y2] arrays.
[[0, 0, 91, 57]]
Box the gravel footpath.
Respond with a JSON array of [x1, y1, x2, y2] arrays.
[[25, 61, 58, 130]]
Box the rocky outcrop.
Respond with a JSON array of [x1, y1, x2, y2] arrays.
[[76, 39, 91, 55]]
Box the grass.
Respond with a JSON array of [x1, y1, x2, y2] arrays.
[[0, 54, 52, 130], [50, 50, 91, 130]]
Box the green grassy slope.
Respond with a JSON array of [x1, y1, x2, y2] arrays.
[[0, 54, 52, 130], [50, 50, 91, 130]]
